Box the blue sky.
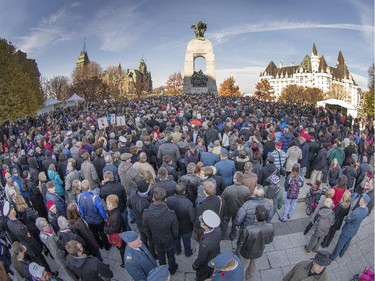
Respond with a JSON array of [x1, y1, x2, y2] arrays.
[[1, 0, 373, 94]]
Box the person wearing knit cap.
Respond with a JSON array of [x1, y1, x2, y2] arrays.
[[46, 200, 59, 233], [270, 142, 287, 176], [119, 231, 157, 281]]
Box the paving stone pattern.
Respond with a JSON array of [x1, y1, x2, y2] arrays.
[[39, 181, 375, 281]]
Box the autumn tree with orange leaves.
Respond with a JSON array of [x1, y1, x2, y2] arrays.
[[219, 76, 241, 97], [254, 79, 275, 101]]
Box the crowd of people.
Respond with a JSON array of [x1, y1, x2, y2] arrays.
[[0, 93, 373, 281]]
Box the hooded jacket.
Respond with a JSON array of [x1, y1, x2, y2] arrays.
[[142, 203, 179, 249], [65, 255, 113, 281], [313, 206, 334, 237]]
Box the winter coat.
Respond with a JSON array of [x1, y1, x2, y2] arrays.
[[331, 186, 347, 209], [237, 221, 274, 259], [243, 172, 258, 196], [81, 160, 100, 190], [283, 260, 329, 281], [313, 147, 328, 172], [127, 191, 151, 231], [221, 183, 250, 217], [45, 191, 66, 217], [150, 178, 177, 198], [328, 147, 345, 166], [118, 161, 141, 196], [342, 166, 357, 190], [39, 230, 66, 265], [102, 163, 119, 182], [327, 167, 342, 188], [195, 195, 223, 227], [331, 203, 350, 231], [308, 141, 320, 161], [69, 218, 100, 255], [25, 178, 47, 218], [66, 255, 113, 281], [104, 208, 124, 235], [180, 173, 201, 204], [157, 141, 181, 166], [300, 142, 309, 168], [258, 164, 278, 186], [285, 145, 302, 172], [234, 156, 250, 172], [312, 206, 334, 237], [142, 203, 179, 249], [65, 170, 80, 203], [92, 157, 105, 182], [215, 158, 235, 187], [100, 181, 127, 212], [47, 170, 65, 197], [57, 229, 86, 254], [166, 194, 195, 234], [235, 197, 273, 228], [196, 178, 217, 205], [280, 132, 293, 153], [200, 151, 220, 167], [341, 206, 368, 238], [77, 191, 107, 225]]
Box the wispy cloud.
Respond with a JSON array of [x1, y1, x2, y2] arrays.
[[349, 0, 374, 46], [18, 7, 81, 53], [88, 1, 150, 52], [208, 21, 374, 44]]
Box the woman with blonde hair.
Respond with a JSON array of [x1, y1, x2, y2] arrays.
[[14, 195, 40, 240], [304, 187, 335, 235], [38, 171, 48, 204], [321, 190, 351, 248], [11, 242, 33, 281]]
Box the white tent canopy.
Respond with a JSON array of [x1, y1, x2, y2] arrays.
[[65, 93, 84, 107], [44, 97, 61, 106], [317, 99, 357, 118], [37, 97, 62, 114]]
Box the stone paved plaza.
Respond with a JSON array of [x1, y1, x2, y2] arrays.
[[46, 181, 374, 281]]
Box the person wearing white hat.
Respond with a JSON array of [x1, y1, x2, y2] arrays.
[[192, 210, 222, 281]]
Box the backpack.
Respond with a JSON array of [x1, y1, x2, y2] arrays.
[[287, 176, 300, 199]]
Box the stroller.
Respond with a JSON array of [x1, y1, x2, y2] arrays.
[[305, 183, 327, 216]]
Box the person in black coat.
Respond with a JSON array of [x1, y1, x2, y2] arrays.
[[310, 144, 329, 184], [306, 136, 320, 179], [149, 167, 176, 198], [92, 148, 105, 182], [65, 240, 113, 281], [104, 195, 126, 267], [142, 188, 179, 275], [166, 182, 196, 257], [23, 171, 47, 219], [100, 171, 129, 230], [192, 210, 222, 281], [235, 205, 274, 280], [195, 181, 223, 240], [262, 134, 275, 167], [57, 216, 86, 255], [127, 179, 155, 258], [258, 156, 279, 186]]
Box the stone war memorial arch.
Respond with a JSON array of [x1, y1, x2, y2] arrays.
[[183, 21, 218, 95]]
